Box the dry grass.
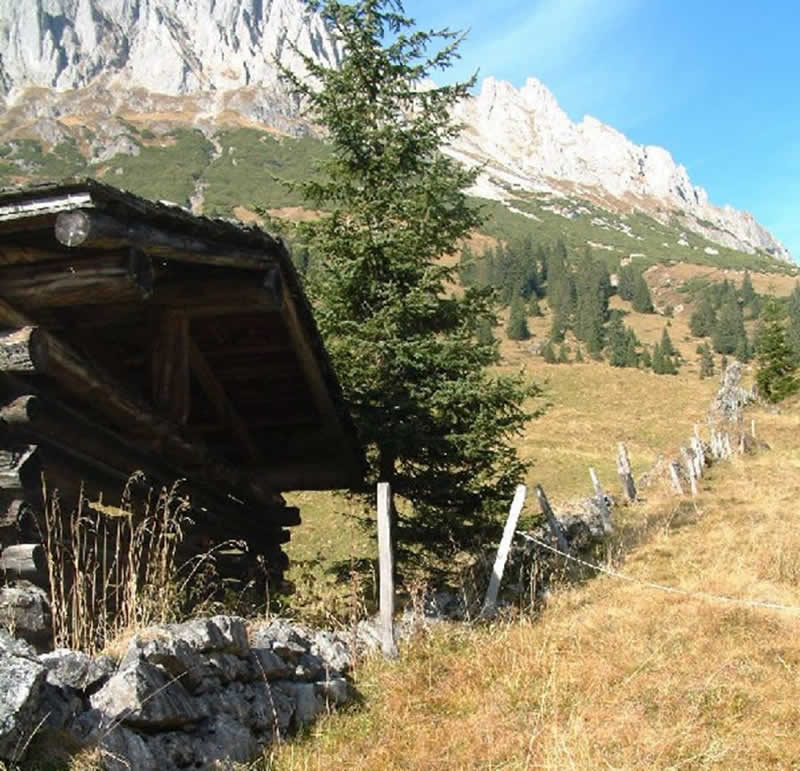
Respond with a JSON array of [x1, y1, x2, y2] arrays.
[[267, 399, 800, 770], [43, 476, 192, 655]]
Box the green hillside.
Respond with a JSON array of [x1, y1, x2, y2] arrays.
[[0, 123, 794, 277]]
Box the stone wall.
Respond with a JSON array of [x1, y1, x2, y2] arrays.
[[0, 615, 354, 770]]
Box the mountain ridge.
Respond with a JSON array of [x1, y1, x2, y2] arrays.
[[0, 0, 791, 262]]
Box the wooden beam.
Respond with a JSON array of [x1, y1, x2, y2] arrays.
[[0, 298, 32, 329], [279, 292, 362, 485], [0, 325, 207, 465], [0, 393, 293, 532], [148, 273, 283, 315], [54, 209, 277, 271], [152, 314, 191, 425], [0, 444, 39, 490], [189, 340, 265, 464], [0, 251, 154, 308]]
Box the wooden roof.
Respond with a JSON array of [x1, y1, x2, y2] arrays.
[[0, 179, 365, 494]]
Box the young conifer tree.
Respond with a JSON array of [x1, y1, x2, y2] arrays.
[[755, 298, 799, 403], [282, 0, 536, 561]]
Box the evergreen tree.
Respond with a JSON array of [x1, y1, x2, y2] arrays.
[[550, 306, 569, 343], [607, 315, 628, 367], [689, 295, 717, 338], [740, 269, 756, 307], [528, 295, 543, 317], [624, 329, 640, 368], [713, 296, 747, 355], [283, 0, 535, 559], [787, 282, 800, 363], [617, 264, 636, 301], [631, 272, 654, 313], [575, 345, 585, 363], [755, 299, 799, 403], [652, 342, 665, 374], [574, 250, 609, 353], [542, 341, 557, 363], [506, 296, 530, 340], [558, 343, 570, 363], [640, 346, 652, 369], [476, 317, 495, 346], [699, 343, 715, 378], [457, 243, 476, 287], [660, 327, 677, 357], [735, 333, 752, 363]]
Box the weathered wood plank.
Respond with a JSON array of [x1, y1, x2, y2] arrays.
[[189, 340, 265, 463], [280, 291, 362, 486], [616, 442, 636, 502], [0, 251, 154, 308], [588, 467, 614, 534], [0, 444, 39, 489], [0, 326, 206, 466], [152, 313, 191, 426], [481, 484, 526, 618], [535, 484, 569, 554], [54, 209, 277, 271], [377, 482, 397, 658]]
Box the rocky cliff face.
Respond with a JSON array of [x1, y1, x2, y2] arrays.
[[0, 0, 339, 100], [450, 77, 791, 261], [0, 0, 790, 261]]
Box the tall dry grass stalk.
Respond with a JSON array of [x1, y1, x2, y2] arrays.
[[43, 474, 190, 654]]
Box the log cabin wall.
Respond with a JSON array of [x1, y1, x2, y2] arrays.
[[0, 179, 364, 599]]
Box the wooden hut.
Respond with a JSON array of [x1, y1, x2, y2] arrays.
[[0, 179, 364, 590]]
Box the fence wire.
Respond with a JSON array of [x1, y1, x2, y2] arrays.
[[516, 531, 800, 615]]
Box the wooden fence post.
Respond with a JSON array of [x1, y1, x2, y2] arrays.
[[589, 467, 613, 534], [535, 485, 569, 554], [681, 447, 698, 496], [616, 443, 636, 502], [481, 485, 527, 618], [669, 461, 683, 495], [691, 432, 704, 478], [376, 482, 397, 658]]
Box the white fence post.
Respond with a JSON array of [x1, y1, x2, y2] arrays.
[[481, 485, 527, 618], [376, 482, 397, 658]]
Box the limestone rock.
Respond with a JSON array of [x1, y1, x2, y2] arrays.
[[0, 581, 52, 650], [0, 648, 46, 760], [90, 660, 202, 730]]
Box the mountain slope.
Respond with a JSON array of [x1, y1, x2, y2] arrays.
[[0, 0, 791, 263]]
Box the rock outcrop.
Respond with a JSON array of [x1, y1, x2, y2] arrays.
[[0, 615, 354, 770]]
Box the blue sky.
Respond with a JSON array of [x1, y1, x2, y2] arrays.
[[401, 0, 799, 260]]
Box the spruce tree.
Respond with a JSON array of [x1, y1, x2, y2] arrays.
[[641, 346, 652, 369], [528, 295, 543, 317], [755, 299, 799, 403], [607, 315, 628, 367], [542, 341, 557, 363], [713, 296, 746, 355], [575, 346, 584, 363], [506, 295, 531, 340], [631, 272, 654, 313], [282, 0, 535, 560], [574, 250, 610, 353], [660, 327, 677, 357], [558, 343, 570, 363], [617, 264, 635, 301], [740, 269, 756, 307], [699, 343, 715, 378], [787, 282, 800, 363], [689, 295, 717, 338], [652, 342, 665, 374], [624, 329, 640, 368]]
